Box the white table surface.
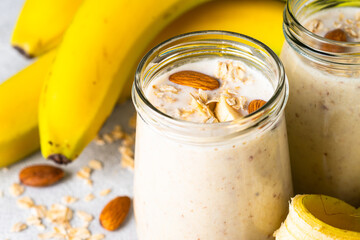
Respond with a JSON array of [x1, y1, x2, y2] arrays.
[[0, 0, 138, 239]]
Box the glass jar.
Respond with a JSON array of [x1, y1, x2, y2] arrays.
[[132, 31, 292, 240], [282, 0, 360, 206]]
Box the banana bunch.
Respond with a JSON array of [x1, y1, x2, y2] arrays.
[[0, 50, 56, 168], [0, 0, 285, 167], [274, 195, 360, 240]]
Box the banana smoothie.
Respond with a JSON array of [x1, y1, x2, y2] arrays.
[[132, 32, 292, 240], [282, 2, 360, 205]]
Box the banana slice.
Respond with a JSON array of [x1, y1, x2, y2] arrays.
[[214, 94, 242, 122], [274, 194, 360, 240]]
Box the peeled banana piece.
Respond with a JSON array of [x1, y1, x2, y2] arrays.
[[0, 50, 56, 167], [274, 195, 360, 240], [11, 0, 83, 57], [214, 94, 242, 122]]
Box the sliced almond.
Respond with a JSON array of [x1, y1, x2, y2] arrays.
[[248, 99, 267, 114], [99, 196, 131, 231], [169, 71, 219, 90], [214, 94, 242, 122]]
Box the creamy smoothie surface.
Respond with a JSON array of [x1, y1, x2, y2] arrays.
[[134, 57, 292, 239], [281, 6, 360, 205], [146, 59, 274, 123], [304, 8, 360, 41]]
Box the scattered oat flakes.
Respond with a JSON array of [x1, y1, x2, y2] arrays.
[[94, 135, 105, 146], [119, 146, 134, 159], [17, 196, 34, 209], [26, 216, 42, 226], [2, 167, 9, 173], [36, 224, 46, 231], [356, 11, 360, 21], [346, 18, 354, 25], [111, 125, 124, 140], [77, 166, 92, 180], [180, 108, 195, 119], [164, 95, 177, 103], [154, 90, 165, 98], [216, 61, 228, 80], [88, 159, 103, 170], [31, 205, 47, 218], [68, 227, 91, 239], [216, 61, 247, 83], [89, 233, 106, 240], [128, 114, 137, 129], [84, 193, 95, 202], [122, 134, 135, 147], [121, 154, 135, 169], [119, 133, 136, 169], [11, 222, 27, 232], [345, 27, 358, 38], [159, 84, 179, 93], [306, 19, 324, 33], [333, 21, 342, 28], [99, 189, 111, 196], [46, 204, 73, 225], [76, 210, 94, 222], [234, 65, 246, 81], [9, 183, 24, 197], [102, 133, 114, 144], [62, 195, 78, 204], [85, 179, 93, 186], [339, 12, 345, 21], [38, 231, 57, 239]]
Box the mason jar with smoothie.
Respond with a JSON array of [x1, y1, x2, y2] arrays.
[[282, 0, 360, 206], [132, 31, 293, 240]]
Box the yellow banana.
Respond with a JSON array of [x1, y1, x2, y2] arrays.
[[118, 0, 285, 102], [39, 0, 210, 164], [274, 195, 360, 239], [0, 50, 56, 168], [11, 0, 83, 57]]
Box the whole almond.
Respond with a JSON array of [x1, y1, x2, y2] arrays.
[[248, 99, 267, 114], [169, 71, 220, 90], [19, 165, 64, 187], [321, 28, 348, 52], [100, 196, 131, 231]]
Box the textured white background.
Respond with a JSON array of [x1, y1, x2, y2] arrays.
[[0, 0, 138, 239]]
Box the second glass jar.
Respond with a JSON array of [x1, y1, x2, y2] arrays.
[[282, 0, 360, 205]]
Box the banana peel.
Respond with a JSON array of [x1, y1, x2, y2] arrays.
[[0, 50, 56, 167], [11, 0, 83, 57], [274, 195, 360, 240]]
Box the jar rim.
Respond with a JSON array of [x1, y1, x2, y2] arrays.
[[284, 0, 360, 58], [132, 31, 288, 143]]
